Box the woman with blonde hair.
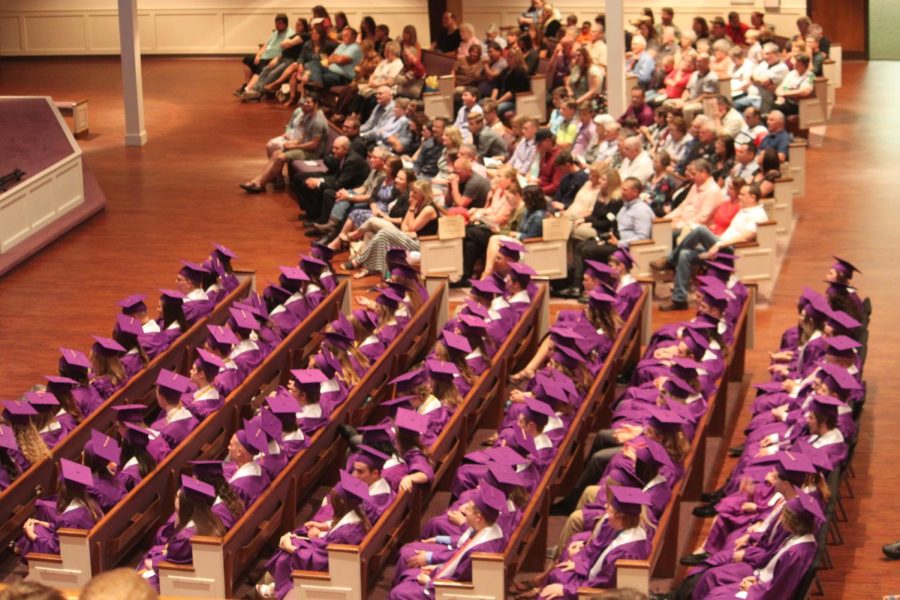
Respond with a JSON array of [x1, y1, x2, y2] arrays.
[[460, 166, 523, 283]]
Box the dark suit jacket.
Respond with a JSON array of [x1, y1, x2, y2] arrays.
[[322, 150, 370, 192]]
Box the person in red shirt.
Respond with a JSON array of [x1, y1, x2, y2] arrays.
[[709, 176, 743, 236], [528, 128, 564, 197], [725, 11, 750, 45]]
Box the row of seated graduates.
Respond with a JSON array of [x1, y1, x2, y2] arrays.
[[130, 245, 433, 593], [377, 245, 646, 600], [252, 241, 547, 599], [7, 243, 342, 576], [652, 256, 870, 600], [0, 242, 243, 494]]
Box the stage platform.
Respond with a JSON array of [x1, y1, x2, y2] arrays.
[[0, 96, 106, 278]]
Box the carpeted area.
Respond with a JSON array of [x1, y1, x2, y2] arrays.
[[0, 97, 74, 182]]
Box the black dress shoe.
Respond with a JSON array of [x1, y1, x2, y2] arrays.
[[701, 488, 726, 503], [883, 541, 900, 559], [679, 551, 710, 566], [659, 300, 689, 311], [239, 182, 264, 194], [449, 278, 471, 289], [728, 444, 745, 457], [553, 286, 581, 299], [549, 500, 576, 516], [693, 503, 718, 518]]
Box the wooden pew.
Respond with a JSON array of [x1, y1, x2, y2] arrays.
[[786, 139, 807, 197], [25, 279, 346, 590], [289, 284, 548, 599], [54, 100, 89, 136], [822, 60, 836, 118], [421, 49, 457, 120], [826, 43, 842, 88], [0, 272, 254, 551], [155, 282, 448, 598], [772, 177, 795, 237], [432, 287, 650, 600], [734, 220, 777, 285], [630, 218, 673, 279], [418, 216, 468, 281], [576, 292, 752, 597], [798, 77, 830, 130], [522, 217, 569, 280]]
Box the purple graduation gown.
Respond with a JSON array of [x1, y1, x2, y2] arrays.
[[383, 448, 435, 492], [615, 279, 643, 319], [228, 461, 271, 507], [17, 502, 99, 559], [121, 351, 146, 379], [73, 384, 104, 416], [151, 406, 199, 449], [138, 525, 197, 591], [213, 362, 243, 397], [183, 386, 223, 421], [557, 526, 651, 597], [89, 473, 127, 511]]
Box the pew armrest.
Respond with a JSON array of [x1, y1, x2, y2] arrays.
[[25, 552, 63, 564], [157, 560, 196, 572], [629, 238, 654, 247], [57, 528, 89, 537]]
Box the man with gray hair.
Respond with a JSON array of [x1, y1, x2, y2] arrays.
[[295, 135, 370, 222], [618, 136, 654, 184], [735, 42, 788, 112], [587, 23, 607, 67], [627, 35, 655, 88], [308, 146, 387, 239], [359, 86, 395, 140]]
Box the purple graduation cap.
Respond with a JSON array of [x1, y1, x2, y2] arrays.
[[634, 440, 674, 471], [300, 254, 328, 274], [804, 293, 832, 321], [237, 418, 269, 454], [159, 289, 186, 305], [486, 462, 527, 492], [550, 325, 594, 357], [395, 407, 428, 435], [324, 327, 355, 350], [115, 314, 143, 338], [213, 243, 238, 261], [259, 409, 284, 439], [646, 405, 685, 434], [472, 482, 506, 522], [552, 344, 586, 370], [611, 248, 636, 270], [118, 294, 147, 316], [179, 261, 211, 284], [533, 373, 572, 407], [381, 395, 418, 410], [825, 310, 861, 336], [831, 256, 860, 279], [390, 263, 420, 281], [60, 458, 94, 489], [123, 422, 153, 446], [682, 328, 709, 358], [113, 404, 146, 423], [207, 325, 239, 351], [181, 474, 217, 503], [584, 259, 617, 283], [92, 336, 127, 357], [458, 314, 490, 337], [279, 265, 310, 287], [787, 491, 826, 525], [425, 359, 459, 383], [290, 368, 328, 393], [470, 278, 504, 297], [698, 285, 729, 312], [2, 399, 37, 422], [229, 307, 261, 332], [816, 363, 861, 394], [609, 485, 652, 515], [314, 348, 342, 378], [463, 299, 491, 320], [670, 357, 703, 380], [824, 335, 861, 359], [441, 330, 472, 355], [195, 348, 225, 379], [263, 284, 291, 306], [352, 308, 379, 331], [353, 444, 390, 471], [795, 440, 834, 474], [809, 394, 843, 420], [703, 260, 735, 279], [498, 239, 525, 260], [44, 375, 79, 389], [266, 391, 302, 416], [775, 451, 816, 485], [390, 368, 428, 392], [523, 398, 555, 429], [358, 420, 394, 445], [156, 368, 191, 400], [59, 348, 91, 371], [507, 261, 537, 286], [587, 289, 617, 309], [712, 248, 737, 267], [336, 469, 370, 505], [0, 424, 18, 451], [376, 287, 405, 310], [479, 444, 532, 466], [663, 375, 696, 399], [310, 242, 336, 262], [190, 460, 225, 479], [89, 429, 121, 464], [25, 390, 60, 412]]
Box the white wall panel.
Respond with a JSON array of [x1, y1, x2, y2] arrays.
[[87, 14, 120, 51], [0, 16, 22, 51], [23, 15, 88, 52]]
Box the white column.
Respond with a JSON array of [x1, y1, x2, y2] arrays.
[[606, 0, 626, 118], [118, 0, 147, 146]]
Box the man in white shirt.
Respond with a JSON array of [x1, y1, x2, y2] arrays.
[[586, 24, 607, 67], [729, 46, 755, 101], [453, 87, 484, 144], [660, 183, 767, 310], [713, 95, 747, 138], [735, 42, 789, 113], [617, 136, 654, 184], [725, 142, 760, 190], [740, 106, 769, 143]]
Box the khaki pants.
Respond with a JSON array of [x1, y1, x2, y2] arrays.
[[556, 485, 599, 555]]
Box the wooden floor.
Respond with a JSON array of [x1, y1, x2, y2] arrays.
[[0, 57, 897, 598]]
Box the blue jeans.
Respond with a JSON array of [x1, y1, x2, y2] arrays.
[[330, 199, 351, 222], [497, 101, 516, 119], [304, 60, 351, 87], [733, 94, 761, 112], [670, 226, 719, 303]]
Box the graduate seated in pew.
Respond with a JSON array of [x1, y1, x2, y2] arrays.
[[119, 422, 159, 490], [824, 255, 864, 323], [389, 484, 508, 600], [429, 330, 479, 397], [15, 459, 103, 561], [386, 367, 450, 447], [427, 358, 465, 412], [204, 243, 240, 299], [320, 318, 370, 387], [88, 336, 128, 400], [505, 261, 539, 315], [136, 475, 226, 591], [0, 424, 23, 490], [609, 248, 643, 319], [308, 348, 350, 415], [257, 470, 372, 600], [113, 314, 149, 379], [263, 392, 308, 460], [182, 349, 225, 420], [454, 314, 495, 376], [189, 460, 245, 530], [204, 325, 244, 397], [26, 390, 72, 450], [82, 428, 127, 512], [44, 374, 86, 427], [140, 289, 189, 359], [176, 261, 215, 324], [150, 369, 199, 449], [112, 403, 171, 465], [224, 420, 272, 506], [350, 307, 387, 363], [57, 347, 103, 416], [768, 291, 830, 381], [227, 306, 266, 374], [298, 254, 328, 305], [308, 242, 339, 294], [118, 294, 160, 335], [657, 492, 823, 600]]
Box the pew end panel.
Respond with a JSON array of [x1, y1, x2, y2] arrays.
[[798, 77, 829, 130], [290, 545, 365, 600], [25, 529, 92, 590], [434, 552, 507, 600], [788, 139, 807, 197], [772, 178, 795, 236], [419, 235, 463, 281], [734, 221, 777, 285], [158, 536, 227, 598], [630, 218, 672, 279], [522, 238, 567, 280], [577, 559, 651, 598]]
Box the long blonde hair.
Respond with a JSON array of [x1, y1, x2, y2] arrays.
[[12, 420, 51, 466]]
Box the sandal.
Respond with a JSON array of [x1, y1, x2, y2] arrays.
[[509, 578, 537, 594]]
